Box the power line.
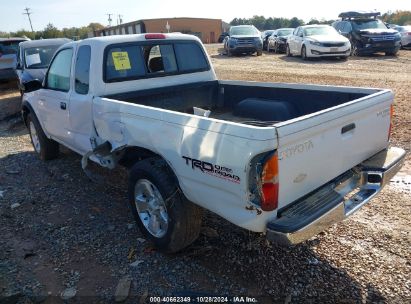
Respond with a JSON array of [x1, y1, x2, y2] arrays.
[[23, 7, 34, 32]]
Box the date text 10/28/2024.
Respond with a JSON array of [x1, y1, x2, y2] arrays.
[[149, 296, 258, 303]]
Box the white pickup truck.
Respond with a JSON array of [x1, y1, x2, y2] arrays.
[[22, 33, 405, 252]]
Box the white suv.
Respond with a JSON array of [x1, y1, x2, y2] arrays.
[[286, 25, 351, 60]]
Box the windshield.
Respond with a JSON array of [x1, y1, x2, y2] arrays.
[[277, 29, 293, 36], [230, 27, 259, 36], [0, 40, 24, 55], [24, 45, 59, 69], [263, 30, 274, 37], [352, 19, 387, 31], [304, 26, 338, 36]]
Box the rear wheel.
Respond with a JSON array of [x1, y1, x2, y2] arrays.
[[128, 158, 203, 253], [286, 44, 292, 57], [301, 45, 308, 60], [27, 113, 59, 160]]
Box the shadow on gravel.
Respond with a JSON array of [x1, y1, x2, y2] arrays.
[[278, 55, 348, 64], [0, 150, 386, 303]]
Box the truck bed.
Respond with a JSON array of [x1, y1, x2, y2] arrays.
[[104, 80, 376, 126]]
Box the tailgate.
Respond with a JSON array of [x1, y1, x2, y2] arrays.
[[276, 89, 393, 209]]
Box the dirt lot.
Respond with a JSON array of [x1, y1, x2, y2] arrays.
[[0, 47, 410, 304]]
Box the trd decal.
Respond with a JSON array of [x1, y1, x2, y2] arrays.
[[182, 156, 240, 183]]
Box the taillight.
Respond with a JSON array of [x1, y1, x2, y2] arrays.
[[388, 104, 394, 141], [260, 152, 279, 211], [145, 33, 166, 39]]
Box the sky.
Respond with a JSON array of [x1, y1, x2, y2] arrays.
[[1, 0, 411, 32]]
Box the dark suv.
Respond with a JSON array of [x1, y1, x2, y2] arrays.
[[223, 25, 263, 56], [332, 11, 401, 56]]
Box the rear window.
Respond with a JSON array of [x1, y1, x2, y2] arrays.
[[104, 41, 209, 82], [0, 40, 25, 55]]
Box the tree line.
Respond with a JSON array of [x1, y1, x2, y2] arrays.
[[0, 22, 104, 40], [230, 10, 411, 30], [0, 10, 410, 39]]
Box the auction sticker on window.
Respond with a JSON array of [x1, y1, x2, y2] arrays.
[[112, 51, 131, 70]]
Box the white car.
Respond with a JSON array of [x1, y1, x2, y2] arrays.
[[286, 25, 351, 60]]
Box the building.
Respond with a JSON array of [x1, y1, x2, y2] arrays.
[[93, 17, 224, 43]]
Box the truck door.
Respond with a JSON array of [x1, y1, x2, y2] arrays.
[[40, 47, 73, 142], [68, 45, 94, 154]]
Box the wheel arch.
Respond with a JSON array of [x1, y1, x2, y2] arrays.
[[117, 146, 181, 189]]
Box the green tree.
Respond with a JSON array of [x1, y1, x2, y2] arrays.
[[42, 23, 63, 38]]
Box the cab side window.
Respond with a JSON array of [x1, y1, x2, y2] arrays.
[[74, 45, 91, 94], [46, 48, 73, 92]]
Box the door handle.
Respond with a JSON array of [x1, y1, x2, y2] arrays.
[[341, 123, 356, 134], [60, 102, 66, 110]]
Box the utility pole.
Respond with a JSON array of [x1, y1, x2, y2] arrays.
[[23, 7, 34, 32], [107, 13, 113, 26], [117, 14, 123, 25]]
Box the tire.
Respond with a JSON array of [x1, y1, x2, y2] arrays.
[[385, 50, 398, 56], [27, 112, 59, 161], [340, 56, 348, 60], [301, 45, 308, 60], [128, 157, 203, 253], [256, 50, 262, 56], [351, 42, 360, 56], [274, 42, 278, 53], [286, 44, 292, 57]]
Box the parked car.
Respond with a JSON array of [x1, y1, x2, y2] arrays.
[[0, 37, 29, 81], [332, 11, 401, 56], [224, 25, 263, 56], [16, 38, 71, 94], [267, 28, 294, 53], [261, 30, 275, 50], [392, 26, 411, 49], [21, 33, 405, 252], [286, 25, 351, 60], [218, 32, 229, 43]]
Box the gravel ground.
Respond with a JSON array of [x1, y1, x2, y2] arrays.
[[0, 47, 410, 304]]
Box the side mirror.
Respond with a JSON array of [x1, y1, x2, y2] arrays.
[[23, 79, 42, 93]]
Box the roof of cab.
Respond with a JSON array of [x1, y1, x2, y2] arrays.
[[79, 33, 202, 46], [19, 38, 72, 49]]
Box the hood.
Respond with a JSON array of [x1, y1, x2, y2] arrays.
[[359, 28, 398, 35], [230, 35, 261, 39], [306, 34, 348, 43], [21, 68, 47, 83]]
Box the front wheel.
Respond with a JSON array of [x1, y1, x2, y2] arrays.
[[301, 45, 308, 60], [27, 113, 59, 160], [256, 50, 263, 56], [385, 50, 398, 56], [286, 44, 292, 57], [128, 158, 203, 253], [351, 42, 360, 56]]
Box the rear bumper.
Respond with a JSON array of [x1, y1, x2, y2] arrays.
[[0, 68, 17, 81], [267, 147, 406, 245]]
